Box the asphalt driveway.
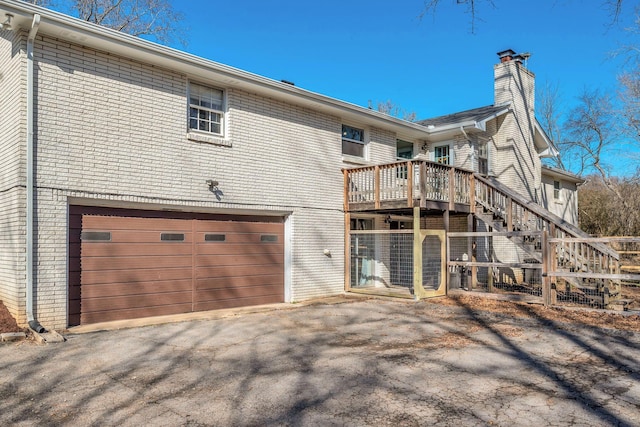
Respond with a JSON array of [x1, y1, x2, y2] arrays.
[[1, 296, 639, 426]]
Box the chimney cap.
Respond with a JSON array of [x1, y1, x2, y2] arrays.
[[497, 49, 516, 62]]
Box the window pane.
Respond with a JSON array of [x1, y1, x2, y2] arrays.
[[81, 231, 111, 242], [342, 125, 364, 142], [342, 140, 364, 157], [161, 233, 185, 241], [205, 234, 225, 242], [189, 83, 224, 135], [435, 146, 450, 165]]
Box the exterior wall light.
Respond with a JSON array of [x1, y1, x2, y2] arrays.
[[206, 179, 219, 190]]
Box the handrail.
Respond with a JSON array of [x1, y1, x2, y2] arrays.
[[474, 175, 619, 260], [343, 160, 474, 210]]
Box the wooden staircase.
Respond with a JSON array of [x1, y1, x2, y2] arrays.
[[474, 175, 622, 306]]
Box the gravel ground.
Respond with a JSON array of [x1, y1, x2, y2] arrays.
[[1, 295, 639, 426]]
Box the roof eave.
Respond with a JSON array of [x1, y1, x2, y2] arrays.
[[0, 0, 433, 139]]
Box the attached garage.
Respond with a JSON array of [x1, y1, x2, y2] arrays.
[[69, 206, 285, 326]]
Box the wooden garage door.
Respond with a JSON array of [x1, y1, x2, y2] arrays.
[[69, 206, 284, 326]]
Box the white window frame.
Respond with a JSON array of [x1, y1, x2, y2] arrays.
[[477, 141, 489, 175], [188, 82, 225, 137], [553, 180, 561, 201], [396, 139, 414, 161], [433, 143, 452, 165], [342, 124, 367, 160]]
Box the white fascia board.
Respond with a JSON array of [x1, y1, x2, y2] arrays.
[[425, 104, 511, 138], [0, 0, 433, 140], [534, 119, 558, 156], [541, 166, 584, 184], [475, 104, 511, 131]]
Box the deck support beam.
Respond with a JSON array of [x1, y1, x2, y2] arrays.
[[413, 206, 423, 299]]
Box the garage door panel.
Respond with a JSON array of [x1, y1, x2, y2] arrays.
[[196, 233, 282, 244], [80, 279, 193, 299], [195, 221, 283, 233], [81, 291, 193, 312], [81, 267, 193, 285], [80, 255, 193, 271], [194, 295, 283, 312], [196, 264, 284, 279], [196, 284, 283, 302], [196, 274, 283, 290], [196, 253, 284, 267], [81, 303, 192, 324], [81, 216, 189, 231], [196, 243, 284, 256], [69, 206, 285, 326], [78, 243, 193, 257]]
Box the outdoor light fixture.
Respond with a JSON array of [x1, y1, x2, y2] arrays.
[[206, 179, 219, 190], [1, 13, 14, 31]]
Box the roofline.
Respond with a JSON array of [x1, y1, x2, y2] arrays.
[[534, 119, 559, 156], [422, 104, 512, 136], [541, 165, 585, 183], [0, 0, 433, 139]]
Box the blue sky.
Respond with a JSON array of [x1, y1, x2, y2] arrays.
[[172, 0, 632, 116], [50, 0, 640, 175]]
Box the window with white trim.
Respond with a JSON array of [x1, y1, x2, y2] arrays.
[[553, 180, 561, 200], [478, 141, 488, 175], [434, 145, 451, 165], [342, 124, 365, 158], [396, 139, 413, 160], [189, 83, 224, 136]]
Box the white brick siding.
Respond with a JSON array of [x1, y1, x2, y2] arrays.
[[492, 61, 541, 202], [22, 34, 377, 327], [0, 29, 26, 323]]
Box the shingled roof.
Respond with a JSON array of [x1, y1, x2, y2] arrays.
[[416, 104, 510, 128]]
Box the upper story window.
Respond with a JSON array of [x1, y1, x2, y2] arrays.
[[434, 145, 451, 165], [478, 141, 488, 175], [553, 180, 561, 200], [189, 83, 224, 136], [342, 125, 365, 158], [396, 139, 413, 160]]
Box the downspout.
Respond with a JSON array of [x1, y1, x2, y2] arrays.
[[26, 13, 44, 333]]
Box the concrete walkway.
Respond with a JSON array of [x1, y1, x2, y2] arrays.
[[1, 297, 639, 426]]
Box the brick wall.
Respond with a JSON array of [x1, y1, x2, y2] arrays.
[[0, 30, 26, 323], [493, 61, 541, 202], [28, 34, 401, 327]]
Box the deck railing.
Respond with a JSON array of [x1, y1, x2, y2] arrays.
[[343, 160, 474, 210], [344, 160, 620, 301]]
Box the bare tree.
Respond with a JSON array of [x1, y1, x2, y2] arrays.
[[376, 100, 417, 122], [420, 0, 625, 33], [22, 0, 185, 45], [579, 172, 640, 236], [538, 81, 567, 170], [619, 66, 640, 141]]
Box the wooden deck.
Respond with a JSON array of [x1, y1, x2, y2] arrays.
[[343, 160, 474, 213]]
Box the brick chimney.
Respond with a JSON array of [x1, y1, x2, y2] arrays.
[[492, 48, 539, 202], [494, 49, 534, 111]]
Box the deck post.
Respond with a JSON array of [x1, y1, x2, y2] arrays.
[[419, 162, 426, 207], [542, 229, 550, 306], [345, 212, 351, 292], [448, 167, 455, 211], [469, 174, 475, 210], [413, 206, 423, 299], [506, 197, 513, 231], [407, 161, 413, 208], [343, 169, 349, 212], [374, 165, 381, 209], [468, 213, 477, 289]]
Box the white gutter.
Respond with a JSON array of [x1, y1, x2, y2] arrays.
[[26, 13, 44, 332]]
